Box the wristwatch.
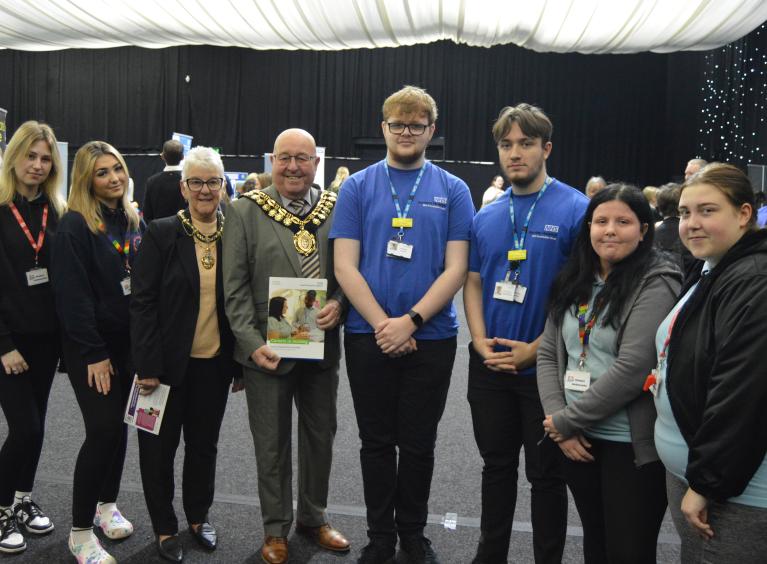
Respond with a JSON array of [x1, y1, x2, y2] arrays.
[[407, 309, 424, 329]]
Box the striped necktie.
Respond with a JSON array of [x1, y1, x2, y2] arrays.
[[289, 198, 321, 278]]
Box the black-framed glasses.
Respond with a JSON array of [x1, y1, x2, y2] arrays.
[[275, 153, 316, 165], [184, 177, 224, 192], [386, 122, 429, 136]]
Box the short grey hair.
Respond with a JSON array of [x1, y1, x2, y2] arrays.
[[182, 146, 224, 179]]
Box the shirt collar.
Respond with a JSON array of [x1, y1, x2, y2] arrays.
[[163, 165, 182, 172]]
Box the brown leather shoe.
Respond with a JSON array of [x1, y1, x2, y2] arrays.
[[261, 536, 288, 564], [296, 523, 351, 552]]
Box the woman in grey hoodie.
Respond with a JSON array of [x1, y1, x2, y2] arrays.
[[537, 184, 681, 564]]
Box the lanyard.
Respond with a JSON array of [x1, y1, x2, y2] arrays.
[[9, 203, 48, 266], [385, 163, 426, 239], [657, 309, 681, 368], [509, 176, 552, 252], [99, 223, 131, 271], [576, 301, 600, 369]]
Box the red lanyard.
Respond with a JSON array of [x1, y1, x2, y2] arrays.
[[657, 309, 681, 367], [9, 203, 48, 266], [99, 223, 131, 270]]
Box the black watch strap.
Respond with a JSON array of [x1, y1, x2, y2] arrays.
[[407, 309, 424, 329]]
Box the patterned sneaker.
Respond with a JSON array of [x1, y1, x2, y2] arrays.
[[0, 508, 26, 554], [13, 496, 54, 534], [68, 532, 116, 564], [93, 504, 133, 540]]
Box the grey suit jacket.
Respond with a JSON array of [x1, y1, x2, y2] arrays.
[[222, 185, 344, 375]]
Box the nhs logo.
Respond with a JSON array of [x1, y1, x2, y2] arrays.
[[434, 196, 448, 205], [544, 224, 559, 233]]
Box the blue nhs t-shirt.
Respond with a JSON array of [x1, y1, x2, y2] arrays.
[[469, 180, 588, 376], [329, 160, 475, 339]]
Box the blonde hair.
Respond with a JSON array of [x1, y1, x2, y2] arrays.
[[382, 85, 438, 124], [0, 121, 65, 217], [68, 141, 140, 234], [328, 166, 350, 192]]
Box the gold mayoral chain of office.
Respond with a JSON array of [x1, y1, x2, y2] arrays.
[[177, 209, 225, 270], [244, 189, 337, 256]]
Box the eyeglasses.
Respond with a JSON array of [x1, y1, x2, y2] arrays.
[[275, 153, 316, 165], [184, 178, 224, 192], [386, 122, 429, 136]]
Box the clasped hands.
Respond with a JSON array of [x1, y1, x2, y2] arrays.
[[375, 315, 417, 358], [473, 337, 536, 374], [543, 415, 595, 463]]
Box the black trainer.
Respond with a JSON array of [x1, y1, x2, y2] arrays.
[[0, 509, 26, 554], [13, 497, 54, 534], [357, 540, 395, 564], [399, 535, 441, 564]]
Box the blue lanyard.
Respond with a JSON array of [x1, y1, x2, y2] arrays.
[[508, 176, 552, 251], [385, 163, 426, 239]]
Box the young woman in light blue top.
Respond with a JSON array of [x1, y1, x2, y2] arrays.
[[653, 163, 767, 563], [538, 185, 681, 563]]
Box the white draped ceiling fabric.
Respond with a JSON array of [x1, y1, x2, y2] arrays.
[[0, 0, 765, 54]]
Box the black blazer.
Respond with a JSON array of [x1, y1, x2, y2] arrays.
[[130, 214, 239, 386], [142, 170, 185, 223]]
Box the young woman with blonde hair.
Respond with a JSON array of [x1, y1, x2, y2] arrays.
[[52, 141, 143, 564], [0, 121, 64, 553]]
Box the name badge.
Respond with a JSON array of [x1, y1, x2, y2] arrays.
[[507, 249, 527, 262], [386, 239, 413, 260], [392, 217, 413, 228], [121, 276, 132, 296], [493, 281, 527, 303], [564, 370, 591, 392], [26, 267, 49, 286]]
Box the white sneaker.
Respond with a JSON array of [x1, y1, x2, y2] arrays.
[[13, 496, 54, 534], [68, 531, 116, 564], [0, 508, 25, 554], [93, 504, 133, 540]]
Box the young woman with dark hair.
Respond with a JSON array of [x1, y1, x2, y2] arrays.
[[538, 184, 681, 563]]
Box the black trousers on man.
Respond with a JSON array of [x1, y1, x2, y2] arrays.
[[467, 345, 567, 564], [138, 357, 232, 536], [345, 334, 456, 548]]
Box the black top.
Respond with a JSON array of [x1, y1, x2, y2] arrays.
[[654, 216, 696, 272], [667, 229, 767, 501], [52, 205, 145, 364], [130, 214, 239, 385], [142, 170, 185, 223], [0, 193, 60, 354]]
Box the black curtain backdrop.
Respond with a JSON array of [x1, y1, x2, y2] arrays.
[[0, 39, 715, 194]]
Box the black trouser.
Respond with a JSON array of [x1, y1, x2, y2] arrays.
[[563, 438, 667, 564], [0, 333, 59, 507], [138, 357, 232, 536], [63, 332, 132, 528], [467, 344, 567, 564], [345, 334, 456, 546]]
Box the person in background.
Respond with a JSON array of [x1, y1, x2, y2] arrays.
[[239, 173, 260, 196], [481, 175, 505, 207], [328, 166, 350, 194], [755, 191, 767, 227], [257, 172, 272, 191], [654, 183, 695, 272], [585, 176, 606, 199], [131, 146, 243, 562], [642, 186, 662, 222], [52, 141, 143, 564], [538, 184, 681, 563], [143, 140, 185, 223], [0, 121, 65, 554], [684, 158, 707, 181], [654, 163, 767, 564]]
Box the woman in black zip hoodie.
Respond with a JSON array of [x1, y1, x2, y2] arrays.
[[652, 163, 767, 563], [52, 141, 144, 564], [0, 121, 65, 554]]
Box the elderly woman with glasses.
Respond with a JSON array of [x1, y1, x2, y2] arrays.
[[130, 146, 243, 562]]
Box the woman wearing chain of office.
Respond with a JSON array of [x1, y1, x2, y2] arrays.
[[130, 146, 243, 562]]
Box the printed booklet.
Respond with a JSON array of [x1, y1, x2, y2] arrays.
[[124, 375, 170, 435], [267, 276, 328, 360]]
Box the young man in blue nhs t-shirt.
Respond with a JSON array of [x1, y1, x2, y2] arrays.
[[464, 103, 588, 564], [331, 85, 474, 564]]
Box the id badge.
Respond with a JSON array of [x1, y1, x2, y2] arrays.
[[120, 276, 131, 296], [386, 239, 413, 260], [494, 281, 527, 303], [564, 370, 591, 392], [26, 267, 49, 286]]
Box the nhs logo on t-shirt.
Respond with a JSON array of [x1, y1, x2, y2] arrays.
[[544, 224, 559, 233]]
